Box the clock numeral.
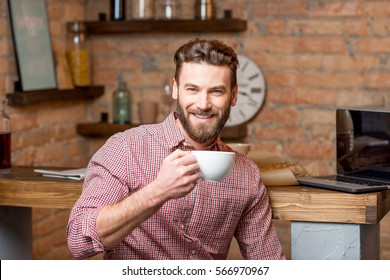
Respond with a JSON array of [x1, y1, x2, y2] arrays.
[[238, 91, 248, 96], [248, 97, 258, 107], [248, 73, 260, 81], [251, 87, 262, 93], [240, 61, 249, 72]]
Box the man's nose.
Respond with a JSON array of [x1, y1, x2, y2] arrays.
[[196, 91, 211, 110]]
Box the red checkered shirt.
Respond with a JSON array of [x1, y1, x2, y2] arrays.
[[67, 113, 285, 260]]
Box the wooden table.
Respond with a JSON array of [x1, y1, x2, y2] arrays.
[[267, 185, 390, 259], [0, 166, 82, 209], [1, 166, 390, 259]]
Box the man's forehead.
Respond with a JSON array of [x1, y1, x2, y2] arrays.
[[180, 62, 230, 76]]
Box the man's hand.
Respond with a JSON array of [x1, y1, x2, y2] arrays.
[[153, 149, 201, 200], [96, 150, 201, 247]]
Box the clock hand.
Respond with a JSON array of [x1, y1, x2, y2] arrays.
[[239, 91, 248, 96]]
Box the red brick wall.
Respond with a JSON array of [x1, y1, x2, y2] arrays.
[[1, 0, 91, 260], [0, 0, 389, 259]]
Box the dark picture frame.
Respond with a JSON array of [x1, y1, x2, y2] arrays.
[[8, 0, 57, 92]]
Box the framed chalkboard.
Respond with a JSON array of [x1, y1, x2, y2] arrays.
[[8, 0, 57, 91]]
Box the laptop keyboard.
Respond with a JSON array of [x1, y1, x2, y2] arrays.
[[321, 175, 389, 186], [349, 170, 390, 180]]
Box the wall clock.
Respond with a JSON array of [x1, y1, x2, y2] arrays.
[[226, 54, 266, 127]]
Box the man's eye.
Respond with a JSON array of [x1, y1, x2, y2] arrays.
[[212, 89, 224, 94], [186, 87, 197, 92]]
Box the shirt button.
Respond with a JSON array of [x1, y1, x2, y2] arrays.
[[191, 250, 196, 255], [180, 223, 185, 229]]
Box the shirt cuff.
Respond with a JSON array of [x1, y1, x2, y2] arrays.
[[82, 206, 112, 252]]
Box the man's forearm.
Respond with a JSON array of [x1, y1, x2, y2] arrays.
[[96, 182, 167, 247]]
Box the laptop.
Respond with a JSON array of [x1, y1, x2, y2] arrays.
[[298, 108, 390, 193]]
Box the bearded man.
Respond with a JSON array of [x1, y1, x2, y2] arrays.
[[67, 38, 285, 260]]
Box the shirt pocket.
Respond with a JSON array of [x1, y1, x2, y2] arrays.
[[194, 194, 244, 256]]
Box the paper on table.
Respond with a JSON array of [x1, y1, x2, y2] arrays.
[[34, 168, 87, 181], [248, 150, 318, 186]]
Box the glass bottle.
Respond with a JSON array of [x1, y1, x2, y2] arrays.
[[112, 74, 132, 124], [0, 100, 11, 174], [66, 20, 91, 87], [194, 0, 215, 20], [131, 0, 154, 19], [110, 0, 126, 20], [156, 0, 177, 20]]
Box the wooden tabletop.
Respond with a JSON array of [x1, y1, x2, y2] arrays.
[[1, 166, 390, 224], [267, 185, 390, 224], [0, 166, 82, 209]]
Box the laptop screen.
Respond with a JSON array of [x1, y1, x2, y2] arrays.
[[336, 109, 390, 174]]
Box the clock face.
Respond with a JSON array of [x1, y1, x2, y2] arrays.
[[226, 55, 266, 127]]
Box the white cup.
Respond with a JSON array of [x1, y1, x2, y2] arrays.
[[192, 151, 235, 182], [227, 143, 251, 155]]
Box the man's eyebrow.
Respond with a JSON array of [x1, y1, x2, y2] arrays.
[[183, 83, 227, 91], [210, 85, 227, 91], [183, 83, 198, 88]]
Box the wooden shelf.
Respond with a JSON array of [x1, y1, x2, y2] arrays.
[[6, 86, 104, 106], [77, 122, 247, 140], [77, 122, 137, 138], [85, 18, 247, 34]]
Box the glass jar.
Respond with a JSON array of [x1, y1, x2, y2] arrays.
[[0, 100, 11, 174], [66, 20, 91, 87], [131, 0, 154, 19], [112, 74, 132, 124], [156, 0, 178, 20]]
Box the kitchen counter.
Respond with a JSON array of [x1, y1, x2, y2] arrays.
[[0, 166, 82, 209], [2, 166, 389, 223]]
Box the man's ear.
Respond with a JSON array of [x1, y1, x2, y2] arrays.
[[172, 78, 178, 100], [230, 84, 238, 106]]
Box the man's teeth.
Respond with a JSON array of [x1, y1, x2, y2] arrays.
[[195, 114, 211, 119]]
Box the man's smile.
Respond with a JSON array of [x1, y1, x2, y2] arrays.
[[193, 113, 214, 119]]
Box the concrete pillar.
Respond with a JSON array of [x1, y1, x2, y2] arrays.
[[291, 221, 379, 260]]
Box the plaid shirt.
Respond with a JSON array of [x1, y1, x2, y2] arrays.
[[67, 113, 285, 260]]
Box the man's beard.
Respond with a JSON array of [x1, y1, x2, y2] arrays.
[[175, 96, 231, 144]]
